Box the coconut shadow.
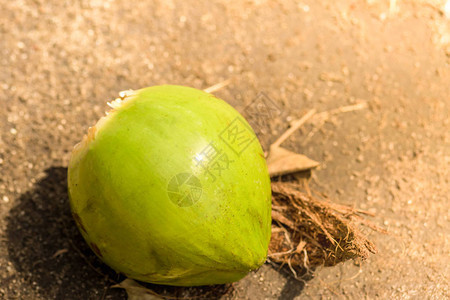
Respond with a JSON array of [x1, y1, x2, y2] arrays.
[[6, 167, 232, 299]]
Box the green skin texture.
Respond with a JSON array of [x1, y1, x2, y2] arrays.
[[68, 85, 272, 286]]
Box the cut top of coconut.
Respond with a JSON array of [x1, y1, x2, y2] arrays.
[[70, 89, 138, 164]]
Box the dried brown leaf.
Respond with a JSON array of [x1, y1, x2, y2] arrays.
[[267, 146, 319, 177], [112, 279, 163, 300]]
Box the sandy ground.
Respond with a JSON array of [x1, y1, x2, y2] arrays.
[[1, 0, 449, 299]]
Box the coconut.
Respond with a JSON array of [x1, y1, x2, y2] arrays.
[[68, 85, 272, 286]]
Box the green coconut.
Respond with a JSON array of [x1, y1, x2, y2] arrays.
[[68, 85, 272, 286]]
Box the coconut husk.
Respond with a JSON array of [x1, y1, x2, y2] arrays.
[[268, 181, 385, 276]]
